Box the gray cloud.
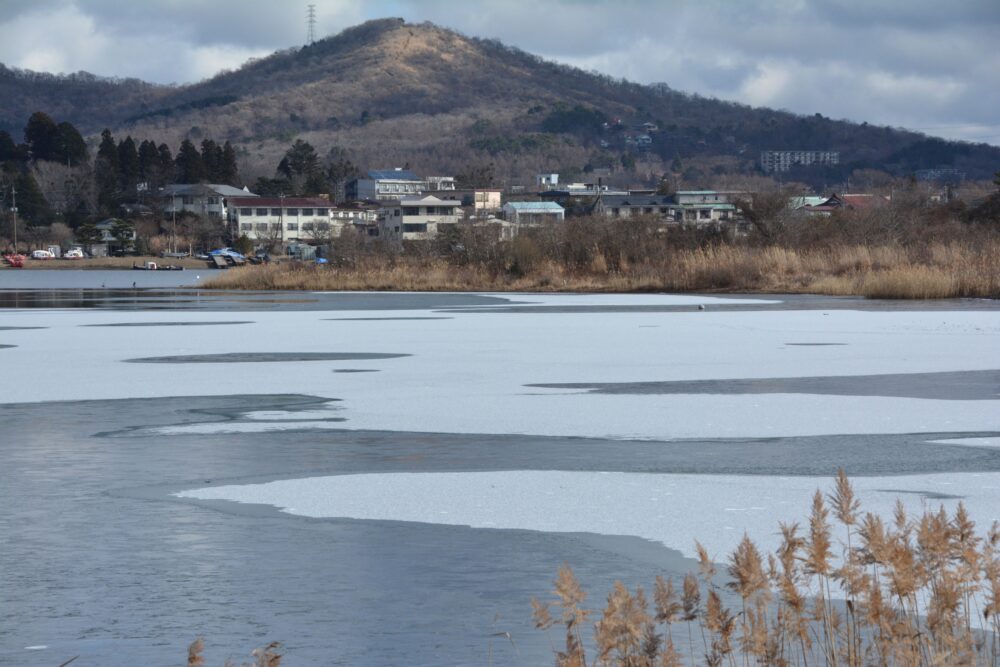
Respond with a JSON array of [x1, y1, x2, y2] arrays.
[[0, 0, 997, 144]]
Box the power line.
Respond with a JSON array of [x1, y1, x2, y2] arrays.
[[306, 4, 317, 45]]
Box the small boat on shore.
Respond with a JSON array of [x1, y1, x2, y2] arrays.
[[133, 261, 184, 271], [3, 253, 26, 268]]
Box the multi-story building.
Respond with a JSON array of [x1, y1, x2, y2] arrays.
[[595, 190, 744, 226], [436, 188, 503, 217], [346, 169, 427, 201], [378, 195, 463, 242], [228, 197, 339, 245], [760, 150, 840, 173], [424, 176, 457, 192], [159, 184, 257, 219]]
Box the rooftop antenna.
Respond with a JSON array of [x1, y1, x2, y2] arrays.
[[306, 4, 317, 45]]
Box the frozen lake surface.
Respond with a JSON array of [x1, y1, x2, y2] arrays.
[[2, 290, 999, 665]]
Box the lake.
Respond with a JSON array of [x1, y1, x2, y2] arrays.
[[2, 281, 999, 665]]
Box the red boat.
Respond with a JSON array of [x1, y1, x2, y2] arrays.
[[3, 253, 25, 268]]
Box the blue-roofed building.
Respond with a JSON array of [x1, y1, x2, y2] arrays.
[[346, 168, 456, 202], [502, 201, 565, 225], [347, 168, 426, 201]]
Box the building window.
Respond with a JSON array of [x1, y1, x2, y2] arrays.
[[286, 208, 299, 216], [403, 207, 421, 216], [240, 223, 251, 231], [699, 209, 711, 219], [302, 223, 314, 231], [182, 196, 194, 205], [403, 223, 428, 233], [301, 208, 314, 216], [271, 223, 281, 231], [367, 228, 379, 236], [256, 208, 268, 216], [207, 197, 219, 205], [659, 207, 669, 214], [287, 223, 298, 231], [240, 208, 252, 216], [611, 208, 620, 216], [643, 207, 653, 214], [316, 208, 328, 216], [271, 208, 282, 216], [255, 223, 268, 231]]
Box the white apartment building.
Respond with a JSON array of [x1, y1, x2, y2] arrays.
[[228, 197, 343, 244], [760, 150, 840, 173], [159, 184, 257, 219], [378, 195, 463, 242], [347, 168, 426, 201]]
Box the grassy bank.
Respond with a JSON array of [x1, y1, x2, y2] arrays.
[[202, 241, 1000, 299]]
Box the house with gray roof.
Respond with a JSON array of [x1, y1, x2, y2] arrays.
[[158, 183, 257, 219], [502, 201, 565, 225]]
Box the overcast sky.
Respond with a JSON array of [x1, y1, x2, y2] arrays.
[[1, 0, 997, 145]]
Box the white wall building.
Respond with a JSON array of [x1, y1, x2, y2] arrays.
[[347, 168, 427, 201], [228, 197, 343, 245], [378, 195, 463, 242], [502, 201, 565, 225], [760, 150, 840, 173], [160, 184, 257, 219]]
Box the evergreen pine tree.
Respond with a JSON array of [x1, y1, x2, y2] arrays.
[[157, 143, 175, 183], [220, 141, 239, 186], [0, 130, 19, 162], [117, 136, 140, 196], [24, 111, 61, 162], [56, 122, 88, 166], [137, 140, 160, 182], [14, 171, 52, 225], [175, 139, 205, 183], [200, 139, 221, 182], [95, 129, 120, 215]]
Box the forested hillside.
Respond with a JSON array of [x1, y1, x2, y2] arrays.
[[2, 18, 998, 187]]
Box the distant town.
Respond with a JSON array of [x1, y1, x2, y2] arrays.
[[2, 111, 996, 265]]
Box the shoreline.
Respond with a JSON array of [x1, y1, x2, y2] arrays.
[[1, 256, 211, 270]]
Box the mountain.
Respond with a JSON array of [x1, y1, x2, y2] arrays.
[[2, 18, 998, 187]]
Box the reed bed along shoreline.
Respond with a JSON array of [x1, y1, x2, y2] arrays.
[[202, 241, 1000, 300], [533, 471, 1000, 667]]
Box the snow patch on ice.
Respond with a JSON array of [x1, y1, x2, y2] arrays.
[[930, 437, 1000, 449], [176, 470, 1000, 560]]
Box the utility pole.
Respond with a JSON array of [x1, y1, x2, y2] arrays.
[[11, 183, 17, 254], [171, 194, 177, 254]]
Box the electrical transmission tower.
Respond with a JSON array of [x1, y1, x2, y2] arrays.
[[306, 4, 317, 45]]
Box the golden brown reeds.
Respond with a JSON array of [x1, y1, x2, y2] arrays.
[[533, 473, 1000, 666], [202, 236, 1000, 299]]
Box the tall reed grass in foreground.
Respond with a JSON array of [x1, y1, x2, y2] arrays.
[[203, 240, 1000, 299], [532, 471, 1000, 666], [186, 638, 281, 667]]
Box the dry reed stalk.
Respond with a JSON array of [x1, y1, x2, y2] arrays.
[[535, 474, 1000, 666]]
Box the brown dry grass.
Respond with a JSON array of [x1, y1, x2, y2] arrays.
[[533, 471, 1000, 667], [202, 239, 1000, 300]]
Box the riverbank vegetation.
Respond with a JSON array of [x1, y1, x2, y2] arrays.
[[532, 471, 1000, 666], [203, 205, 1000, 299]]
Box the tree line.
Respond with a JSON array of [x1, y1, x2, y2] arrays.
[[0, 111, 242, 229]]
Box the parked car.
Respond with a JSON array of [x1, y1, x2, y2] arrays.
[[64, 248, 85, 259], [31, 250, 54, 260]]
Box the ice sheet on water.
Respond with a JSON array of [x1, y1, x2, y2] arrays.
[[1, 304, 998, 440], [177, 470, 1000, 560], [930, 437, 1000, 449]]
